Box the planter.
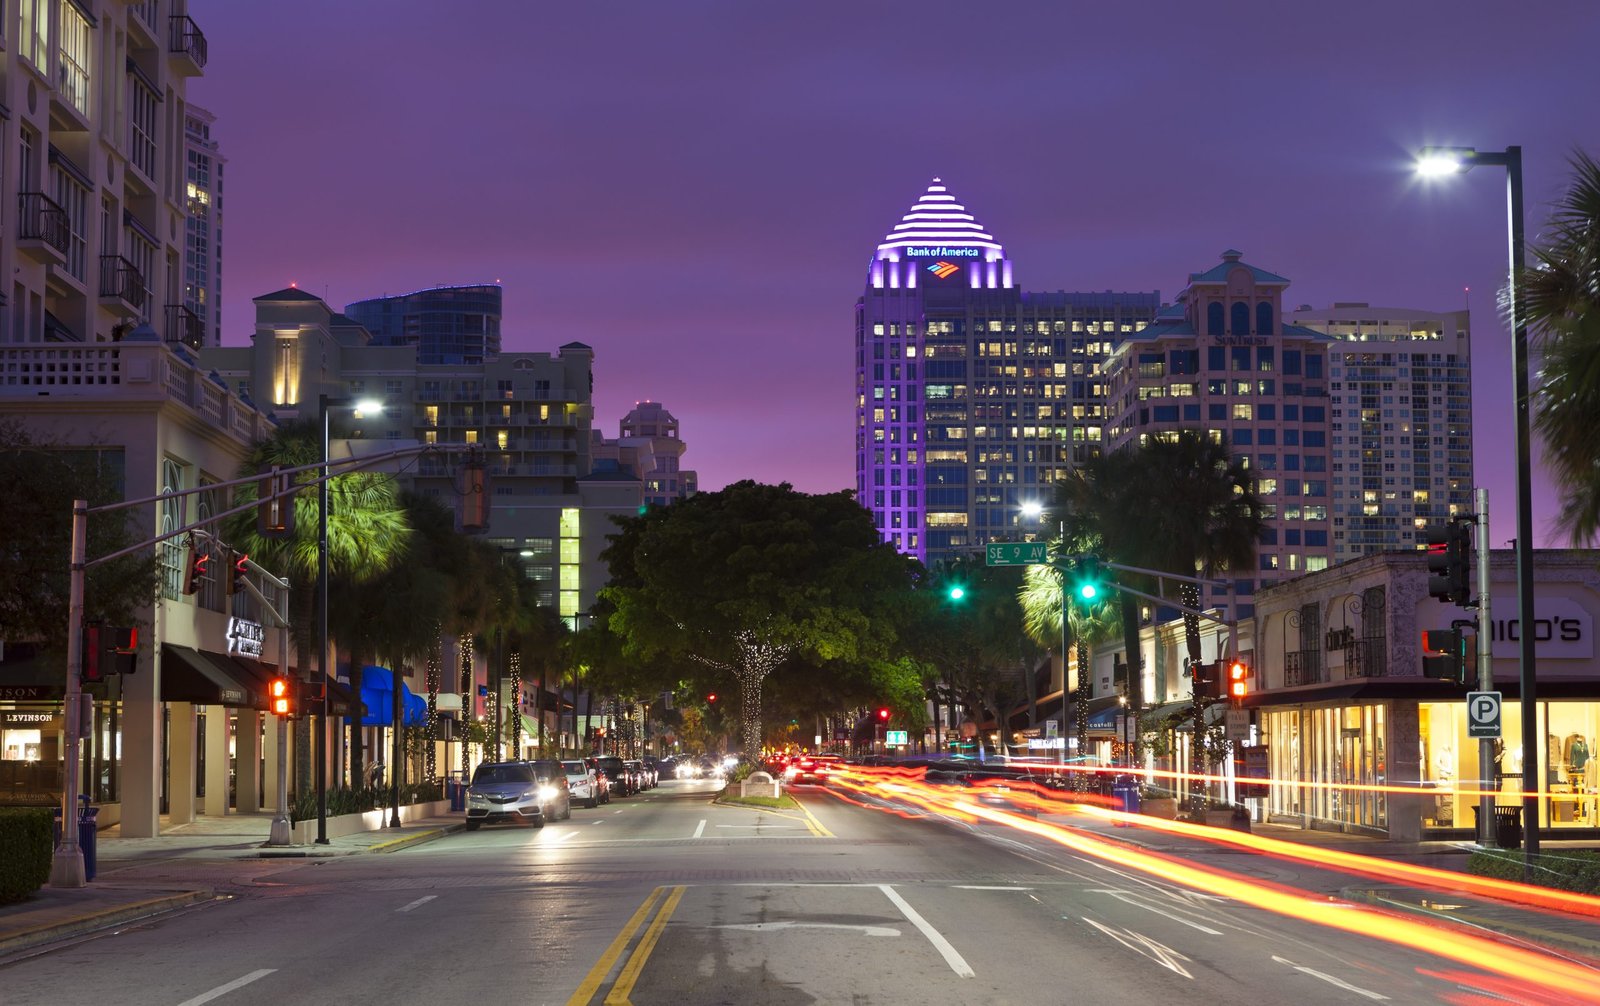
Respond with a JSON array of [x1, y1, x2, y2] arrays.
[[1142, 797, 1179, 820], [288, 798, 451, 845]]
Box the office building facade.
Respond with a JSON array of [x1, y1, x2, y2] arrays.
[[344, 283, 503, 366], [855, 179, 1160, 564]]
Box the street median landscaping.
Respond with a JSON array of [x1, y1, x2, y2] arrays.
[[717, 790, 800, 810], [0, 807, 53, 904], [1467, 848, 1600, 894]]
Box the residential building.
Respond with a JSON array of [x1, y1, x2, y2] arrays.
[[344, 283, 503, 366], [183, 104, 224, 347], [591, 401, 697, 507], [1105, 251, 1337, 620], [1288, 303, 1474, 563], [855, 179, 1161, 565]]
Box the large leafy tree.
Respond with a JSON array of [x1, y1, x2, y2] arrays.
[[1523, 149, 1600, 542], [0, 421, 158, 656], [223, 419, 410, 788], [600, 481, 916, 761]]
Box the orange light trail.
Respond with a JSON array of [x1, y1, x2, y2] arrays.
[[819, 766, 1600, 1001]]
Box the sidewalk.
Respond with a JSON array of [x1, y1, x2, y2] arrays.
[[0, 810, 465, 958]]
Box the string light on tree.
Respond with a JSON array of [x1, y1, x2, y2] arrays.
[[509, 653, 523, 756], [459, 633, 474, 781], [425, 640, 440, 779]]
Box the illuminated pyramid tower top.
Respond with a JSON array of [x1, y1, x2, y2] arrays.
[[870, 178, 1012, 290]]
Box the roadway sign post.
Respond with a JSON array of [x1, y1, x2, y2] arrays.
[[1467, 691, 1502, 739], [986, 541, 1047, 566]]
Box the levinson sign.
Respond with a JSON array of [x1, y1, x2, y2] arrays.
[[903, 246, 981, 258]]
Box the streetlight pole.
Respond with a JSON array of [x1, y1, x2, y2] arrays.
[[1416, 145, 1539, 863], [316, 395, 331, 844]]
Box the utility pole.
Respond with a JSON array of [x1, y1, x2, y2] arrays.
[[1475, 489, 1495, 849]]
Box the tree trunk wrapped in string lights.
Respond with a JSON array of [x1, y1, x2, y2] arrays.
[[509, 653, 522, 758], [1183, 582, 1206, 809], [424, 641, 440, 779], [692, 629, 789, 762], [459, 633, 473, 780]]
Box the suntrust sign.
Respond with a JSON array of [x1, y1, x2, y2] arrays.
[[904, 246, 981, 258]]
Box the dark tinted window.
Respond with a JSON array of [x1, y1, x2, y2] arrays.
[[530, 760, 562, 781], [472, 763, 534, 785]]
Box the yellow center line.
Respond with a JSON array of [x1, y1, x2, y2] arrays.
[[604, 885, 686, 1006], [790, 794, 835, 838], [565, 886, 665, 1006]]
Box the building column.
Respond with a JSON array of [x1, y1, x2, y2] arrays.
[[202, 706, 230, 816], [235, 709, 261, 813], [168, 702, 197, 825], [1389, 701, 1423, 842], [262, 713, 281, 812], [120, 650, 163, 837]]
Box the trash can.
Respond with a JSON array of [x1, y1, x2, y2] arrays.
[[1111, 777, 1140, 825], [1471, 805, 1524, 848], [448, 774, 466, 812]]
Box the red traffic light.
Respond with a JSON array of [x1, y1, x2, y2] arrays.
[[707, 693, 718, 703], [269, 676, 293, 718], [1227, 660, 1248, 701], [183, 545, 210, 595], [877, 708, 890, 721]]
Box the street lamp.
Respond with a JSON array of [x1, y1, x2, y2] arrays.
[[1414, 144, 1539, 859], [317, 394, 382, 843]]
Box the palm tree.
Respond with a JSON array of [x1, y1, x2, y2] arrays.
[[1523, 149, 1600, 543], [1042, 431, 1263, 802], [1021, 558, 1120, 786], [224, 419, 410, 790]]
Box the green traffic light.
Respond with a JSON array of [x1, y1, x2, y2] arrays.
[[947, 585, 966, 601], [1078, 582, 1097, 601]]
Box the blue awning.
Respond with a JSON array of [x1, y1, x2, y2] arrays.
[[350, 664, 426, 727]]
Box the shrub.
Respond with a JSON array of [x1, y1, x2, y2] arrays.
[[729, 762, 756, 784], [0, 808, 53, 904], [1466, 848, 1600, 894], [288, 781, 445, 825]]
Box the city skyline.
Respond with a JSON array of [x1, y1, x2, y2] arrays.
[[195, 1, 1598, 547]]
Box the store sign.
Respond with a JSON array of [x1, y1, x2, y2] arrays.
[[2, 711, 55, 725], [0, 686, 54, 700], [227, 617, 265, 659], [1489, 598, 1591, 660], [903, 246, 980, 258]]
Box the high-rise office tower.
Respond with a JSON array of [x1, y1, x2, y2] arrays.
[[855, 179, 1160, 564], [345, 283, 503, 365], [184, 104, 225, 347], [1288, 303, 1473, 563]]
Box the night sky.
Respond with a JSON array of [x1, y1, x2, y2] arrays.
[[197, 1, 1599, 547]]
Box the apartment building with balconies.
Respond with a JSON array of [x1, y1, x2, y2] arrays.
[[182, 103, 223, 347]]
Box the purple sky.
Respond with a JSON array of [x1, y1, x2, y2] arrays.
[[197, 1, 1598, 548]]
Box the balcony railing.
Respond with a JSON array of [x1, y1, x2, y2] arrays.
[[18, 192, 70, 254], [169, 15, 207, 69], [99, 256, 148, 311], [1342, 639, 1389, 679], [1285, 649, 1323, 687], [165, 304, 203, 350]]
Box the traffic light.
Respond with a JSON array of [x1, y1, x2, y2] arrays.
[[1192, 660, 1219, 700], [227, 552, 249, 595], [946, 583, 967, 602], [256, 465, 295, 538], [1425, 522, 1472, 606], [269, 676, 294, 718], [706, 693, 718, 705], [182, 542, 210, 595], [1226, 659, 1249, 702], [1422, 628, 1468, 684], [1072, 554, 1102, 606], [82, 624, 103, 684], [877, 707, 891, 722]]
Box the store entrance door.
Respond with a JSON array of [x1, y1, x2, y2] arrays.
[[1338, 727, 1363, 829]]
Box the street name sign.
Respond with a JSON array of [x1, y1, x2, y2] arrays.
[[1467, 691, 1502, 739], [885, 730, 909, 745], [987, 541, 1047, 566]]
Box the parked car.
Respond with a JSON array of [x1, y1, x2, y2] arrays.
[[583, 757, 613, 803], [593, 755, 635, 796], [643, 757, 664, 785], [561, 759, 602, 809], [465, 760, 570, 829], [625, 759, 653, 790]]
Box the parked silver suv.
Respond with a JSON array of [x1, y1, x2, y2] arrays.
[[465, 760, 570, 829]]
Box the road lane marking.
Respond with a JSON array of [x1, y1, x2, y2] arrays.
[[790, 795, 835, 837], [953, 885, 1032, 891], [1271, 956, 1390, 1000], [565, 887, 665, 1006], [546, 830, 576, 844], [591, 819, 605, 825], [1083, 918, 1193, 979], [711, 921, 900, 937], [175, 969, 276, 1006], [1086, 889, 1223, 934], [605, 886, 685, 1005], [693, 819, 706, 838], [878, 885, 974, 978], [396, 895, 437, 913], [714, 823, 805, 829]]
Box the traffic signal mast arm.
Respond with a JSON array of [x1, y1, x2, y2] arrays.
[[1054, 555, 1245, 663]]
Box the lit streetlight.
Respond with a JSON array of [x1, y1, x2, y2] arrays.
[[1414, 144, 1539, 861]]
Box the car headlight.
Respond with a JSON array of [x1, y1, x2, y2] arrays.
[[537, 786, 558, 802]]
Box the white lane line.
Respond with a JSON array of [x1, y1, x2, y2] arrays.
[[1086, 889, 1222, 935], [952, 885, 1032, 891], [175, 969, 276, 1006], [1271, 956, 1390, 1000], [396, 895, 437, 913], [712, 921, 900, 937], [614, 807, 625, 813], [878, 885, 975, 978], [545, 830, 576, 844], [693, 819, 706, 838], [591, 819, 605, 825]]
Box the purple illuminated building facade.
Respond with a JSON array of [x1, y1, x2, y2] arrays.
[[855, 179, 1159, 564]]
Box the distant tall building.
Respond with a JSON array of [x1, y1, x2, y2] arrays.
[[855, 179, 1160, 564], [1289, 303, 1473, 563], [344, 284, 503, 365], [184, 104, 225, 347], [590, 401, 697, 507]]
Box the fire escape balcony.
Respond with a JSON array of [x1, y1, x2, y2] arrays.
[[169, 15, 208, 75], [98, 256, 147, 317], [18, 192, 69, 266], [165, 304, 203, 350]]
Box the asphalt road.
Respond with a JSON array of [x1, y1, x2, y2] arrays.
[[3, 777, 1596, 1005]]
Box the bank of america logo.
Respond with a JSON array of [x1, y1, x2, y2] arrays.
[[927, 261, 961, 279]]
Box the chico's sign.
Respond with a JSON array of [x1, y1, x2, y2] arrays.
[[1489, 596, 1592, 660]]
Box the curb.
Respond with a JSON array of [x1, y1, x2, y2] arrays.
[[1345, 887, 1600, 956], [0, 890, 212, 957], [366, 823, 465, 854]]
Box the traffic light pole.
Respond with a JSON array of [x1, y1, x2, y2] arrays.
[[1475, 489, 1495, 849]]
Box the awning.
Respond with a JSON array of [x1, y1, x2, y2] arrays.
[[161, 644, 260, 708], [352, 665, 425, 727], [1142, 699, 1228, 732], [1242, 676, 1600, 708]]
